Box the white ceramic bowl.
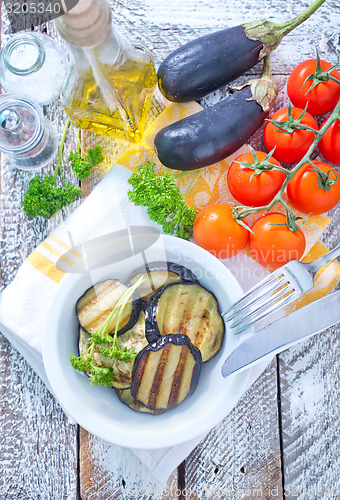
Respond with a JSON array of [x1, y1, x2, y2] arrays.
[[43, 234, 250, 449]]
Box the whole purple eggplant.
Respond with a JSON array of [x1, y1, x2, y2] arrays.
[[158, 25, 262, 102], [154, 68, 278, 171], [157, 0, 326, 102]]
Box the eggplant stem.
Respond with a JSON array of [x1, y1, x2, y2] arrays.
[[262, 55, 272, 79], [244, 0, 327, 59], [274, 0, 327, 38]]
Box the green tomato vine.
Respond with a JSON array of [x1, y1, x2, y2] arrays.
[[232, 98, 340, 228]]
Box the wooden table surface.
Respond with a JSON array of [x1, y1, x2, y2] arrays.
[[1, 1, 339, 499]]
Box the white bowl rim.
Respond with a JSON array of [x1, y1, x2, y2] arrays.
[[42, 234, 251, 449]]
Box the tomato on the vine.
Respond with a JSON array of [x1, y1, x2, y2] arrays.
[[263, 106, 318, 163], [193, 203, 249, 258], [287, 57, 340, 116], [249, 213, 306, 270], [318, 115, 340, 167], [227, 151, 285, 207], [287, 161, 340, 215]]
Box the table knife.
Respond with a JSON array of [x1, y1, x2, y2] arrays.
[[222, 290, 340, 378]]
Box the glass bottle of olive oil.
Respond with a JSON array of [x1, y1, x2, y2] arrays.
[[55, 0, 157, 143]]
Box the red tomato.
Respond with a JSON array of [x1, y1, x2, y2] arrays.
[[193, 203, 249, 258], [318, 115, 340, 167], [227, 151, 285, 207], [287, 161, 340, 215], [249, 213, 306, 270], [287, 58, 340, 116], [263, 107, 318, 163]]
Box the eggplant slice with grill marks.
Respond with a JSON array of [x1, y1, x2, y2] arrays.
[[78, 312, 148, 390], [129, 262, 198, 302], [76, 279, 142, 335], [131, 334, 201, 411], [145, 282, 225, 362], [116, 388, 164, 414]]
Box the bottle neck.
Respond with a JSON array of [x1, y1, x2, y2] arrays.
[[65, 28, 123, 72], [55, 0, 112, 48]]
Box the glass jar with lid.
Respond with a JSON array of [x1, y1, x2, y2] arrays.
[[0, 32, 69, 106], [0, 94, 58, 171]]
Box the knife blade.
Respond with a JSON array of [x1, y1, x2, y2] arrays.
[[222, 290, 340, 378]]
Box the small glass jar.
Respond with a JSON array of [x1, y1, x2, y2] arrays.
[[0, 32, 69, 106], [0, 94, 58, 171]]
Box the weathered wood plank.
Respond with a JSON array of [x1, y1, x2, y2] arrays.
[[279, 324, 340, 500], [184, 360, 283, 500], [0, 0, 339, 498], [111, 0, 339, 69], [0, 340, 78, 499], [79, 428, 178, 500], [0, 11, 79, 499]]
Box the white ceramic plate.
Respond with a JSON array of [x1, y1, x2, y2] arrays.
[[43, 234, 251, 449]]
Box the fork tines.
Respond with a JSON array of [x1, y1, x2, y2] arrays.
[[223, 270, 298, 335]]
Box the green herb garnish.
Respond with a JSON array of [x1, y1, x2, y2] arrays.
[[22, 120, 104, 218], [22, 175, 82, 219], [69, 129, 104, 180], [128, 161, 199, 240], [69, 277, 143, 388]]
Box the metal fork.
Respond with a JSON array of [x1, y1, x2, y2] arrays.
[[224, 243, 340, 335]]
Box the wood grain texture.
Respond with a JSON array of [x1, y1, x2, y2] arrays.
[[79, 428, 178, 500], [278, 325, 340, 500], [0, 341, 78, 499], [110, 0, 339, 70], [0, 11, 79, 499], [0, 0, 339, 498], [184, 360, 283, 500]]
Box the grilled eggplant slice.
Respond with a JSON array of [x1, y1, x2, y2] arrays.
[[131, 334, 201, 410], [116, 389, 164, 414], [145, 283, 225, 362], [78, 312, 148, 389], [76, 279, 142, 335], [129, 262, 198, 301]]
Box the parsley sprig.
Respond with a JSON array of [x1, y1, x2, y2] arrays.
[[21, 175, 82, 219], [69, 130, 105, 180], [69, 277, 143, 387], [128, 161, 200, 240], [22, 120, 104, 219]]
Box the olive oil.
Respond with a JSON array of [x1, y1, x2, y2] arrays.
[[55, 0, 157, 143], [62, 49, 156, 142]]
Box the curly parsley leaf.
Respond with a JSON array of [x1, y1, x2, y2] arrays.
[[22, 120, 105, 219], [22, 175, 82, 218], [128, 162, 198, 240], [69, 145, 105, 180], [98, 345, 136, 361], [69, 353, 91, 373], [89, 365, 114, 387]]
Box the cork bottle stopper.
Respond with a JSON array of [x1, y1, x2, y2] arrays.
[[55, 0, 111, 47]]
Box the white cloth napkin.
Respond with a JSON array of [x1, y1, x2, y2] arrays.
[[0, 164, 272, 483]]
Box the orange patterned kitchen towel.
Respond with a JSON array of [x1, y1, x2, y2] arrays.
[[83, 88, 340, 308]]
